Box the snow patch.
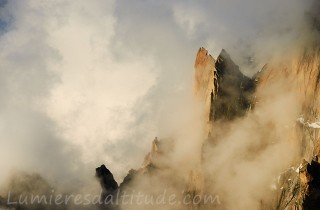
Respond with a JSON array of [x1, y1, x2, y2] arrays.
[[296, 163, 303, 173], [297, 116, 320, 129], [308, 122, 320, 129]]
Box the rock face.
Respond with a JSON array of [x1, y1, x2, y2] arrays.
[[194, 48, 255, 122], [96, 27, 320, 210], [257, 42, 320, 159], [212, 49, 255, 121], [300, 157, 320, 209], [96, 164, 118, 202], [142, 137, 159, 168], [271, 156, 320, 210], [194, 47, 217, 119], [257, 40, 320, 210], [97, 49, 257, 210]]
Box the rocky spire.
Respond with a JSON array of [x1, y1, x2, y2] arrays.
[[194, 47, 217, 120], [212, 49, 255, 121], [95, 164, 118, 202], [194, 47, 255, 122]]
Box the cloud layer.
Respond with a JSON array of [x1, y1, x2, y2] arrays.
[[0, 0, 315, 192]]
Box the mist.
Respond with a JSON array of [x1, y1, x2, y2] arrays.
[[0, 0, 318, 209]]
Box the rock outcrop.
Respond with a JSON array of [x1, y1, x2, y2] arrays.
[[96, 164, 118, 201], [194, 47, 217, 120], [212, 49, 255, 121], [96, 23, 320, 210], [97, 48, 257, 210], [270, 156, 320, 210], [254, 23, 320, 209], [194, 48, 255, 122]]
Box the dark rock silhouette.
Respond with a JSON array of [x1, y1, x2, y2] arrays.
[[212, 49, 255, 121], [96, 165, 118, 197]]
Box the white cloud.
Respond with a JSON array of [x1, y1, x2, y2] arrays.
[[173, 4, 205, 38], [0, 0, 157, 185], [43, 4, 157, 167], [0, 0, 315, 187]]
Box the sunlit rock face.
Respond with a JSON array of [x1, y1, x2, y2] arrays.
[[95, 49, 258, 210], [97, 41, 320, 209], [141, 137, 159, 168], [256, 37, 320, 160], [96, 21, 320, 210], [254, 1, 320, 162], [254, 26, 320, 209], [194, 47, 216, 120], [272, 156, 320, 210], [194, 47, 255, 123]]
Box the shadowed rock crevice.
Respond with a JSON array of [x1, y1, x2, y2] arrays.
[[212, 49, 255, 121], [96, 165, 118, 192]]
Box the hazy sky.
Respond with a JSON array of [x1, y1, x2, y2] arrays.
[[0, 0, 312, 185]]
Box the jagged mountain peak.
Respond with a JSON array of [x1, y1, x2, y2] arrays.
[[95, 40, 320, 210], [194, 47, 217, 123], [194, 47, 255, 122], [95, 164, 118, 197], [194, 47, 215, 68], [216, 48, 244, 77], [217, 48, 229, 60]]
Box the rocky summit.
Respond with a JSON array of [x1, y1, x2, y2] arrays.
[[97, 32, 320, 209]]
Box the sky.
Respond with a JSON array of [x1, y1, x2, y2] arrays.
[[0, 0, 313, 188]]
